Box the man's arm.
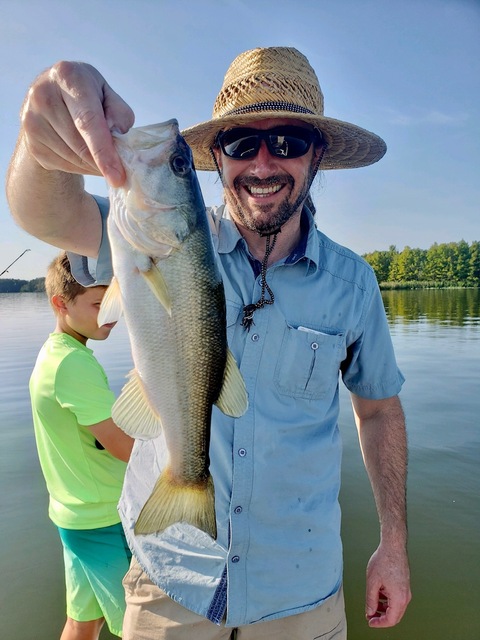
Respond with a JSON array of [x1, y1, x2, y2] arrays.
[[89, 417, 134, 463], [7, 142, 102, 256], [6, 61, 134, 256], [350, 393, 412, 628]]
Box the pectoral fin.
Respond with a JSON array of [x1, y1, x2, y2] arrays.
[[140, 263, 172, 316], [112, 369, 163, 439], [97, 276, 123, 326], [215, 349, 248, 417]]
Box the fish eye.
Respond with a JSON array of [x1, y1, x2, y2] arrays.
[[171, 153, 191, 176]]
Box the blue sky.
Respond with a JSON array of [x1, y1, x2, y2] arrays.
[[1, 0, 479, 281]]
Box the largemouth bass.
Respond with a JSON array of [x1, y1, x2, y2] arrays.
[[98, 120, 248, 539]]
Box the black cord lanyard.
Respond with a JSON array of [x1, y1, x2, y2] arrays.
[[241, 232, 278, 331]]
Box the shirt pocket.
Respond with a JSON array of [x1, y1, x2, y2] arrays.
[[274, 324, 345, 400]]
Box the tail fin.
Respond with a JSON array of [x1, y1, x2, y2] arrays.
[[134, 469, 217, 539]]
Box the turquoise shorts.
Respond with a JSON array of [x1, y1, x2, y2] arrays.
[[58, 523, 132, 637]]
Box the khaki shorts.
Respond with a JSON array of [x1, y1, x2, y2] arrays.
[[123, 558, 346, 640]]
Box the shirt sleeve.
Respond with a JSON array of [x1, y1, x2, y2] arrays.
[[67, 195, 113, 287], [55, 349, 116, 426], [341, 281, 405, 400]]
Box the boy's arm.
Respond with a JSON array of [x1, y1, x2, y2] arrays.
[[6, 61, 134, 256], [351, 393, 412, 628], [89, 418, 134, 463]]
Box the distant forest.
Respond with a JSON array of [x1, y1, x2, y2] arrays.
[[0, 278, 45, 293], [363, 240, 480, 289], [1, 240, 480, 293]]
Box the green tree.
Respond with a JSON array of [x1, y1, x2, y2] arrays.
[[454, 240, 471, 284], [363, 250, 391, 283], [468, 241, 480, 286], [425, 243, 453, 282], [20, 277, 45, 292], [0, 278, 28, 293], [393, 246, 427, 282]]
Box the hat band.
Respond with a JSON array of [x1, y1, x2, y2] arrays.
[[222, 101, 315, 117]]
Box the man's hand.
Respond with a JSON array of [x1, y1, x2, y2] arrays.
[[20, 61, 135, 186], [365, 542, 412, 628]]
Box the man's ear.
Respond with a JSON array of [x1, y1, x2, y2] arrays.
[[313, 143, 326, 167], [212, 146, 223, 171], [51, 294, 68, 315]]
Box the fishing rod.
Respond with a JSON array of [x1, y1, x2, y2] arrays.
[[0, 249, 31, 277]]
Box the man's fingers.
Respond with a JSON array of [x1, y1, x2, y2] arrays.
[[54, 63, 134, 186], [71, 106, 125, 185], [34, 138, 103, 176], [21, 105, 99, 175], [24, 61, 135, 187], [366, 588, 411, 628]]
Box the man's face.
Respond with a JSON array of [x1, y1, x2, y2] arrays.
[[214, 118, 322, 235]]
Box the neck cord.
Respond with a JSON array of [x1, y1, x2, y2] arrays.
[[241, 231, 278, 331]]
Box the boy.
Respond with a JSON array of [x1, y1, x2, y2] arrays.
[[30, 252, 133, 639]]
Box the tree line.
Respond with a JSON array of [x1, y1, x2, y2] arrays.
[[0, 278, 45, 293], [2, 240, 480, 292], [363, 240, 480, 288]]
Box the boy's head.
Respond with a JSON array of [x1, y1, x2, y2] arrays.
[[47, 252, 116, 344], [46, 251, 88, 307]]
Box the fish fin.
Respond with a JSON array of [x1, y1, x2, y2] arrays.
[[215, 348, 248, 417], [140, 263, 172, 316], [97, 276, 123, 326], [134, 469, 217, 539], [112, 369, 163, 439]]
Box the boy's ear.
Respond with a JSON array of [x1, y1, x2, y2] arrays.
[[51, 294, 68, 314]]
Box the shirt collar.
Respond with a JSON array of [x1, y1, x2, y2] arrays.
[[213, 204, 320, 274]]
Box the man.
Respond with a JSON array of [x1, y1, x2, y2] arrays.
[[7, 47, 411, 639]]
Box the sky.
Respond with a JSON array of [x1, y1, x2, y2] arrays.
[[1, 0, 479, 281]]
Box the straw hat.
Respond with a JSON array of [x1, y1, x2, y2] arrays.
[[182, 47, 386, 171]]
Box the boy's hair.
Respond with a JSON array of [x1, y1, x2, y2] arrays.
[[45, 251, 86, 308]]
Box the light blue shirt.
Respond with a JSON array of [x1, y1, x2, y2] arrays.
[[71, 200, 404, 626]]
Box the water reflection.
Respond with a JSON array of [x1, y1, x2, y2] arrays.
[[382, 288, 480, 326]]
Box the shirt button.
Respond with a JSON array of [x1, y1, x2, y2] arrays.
[[238, 448, 247, 457], [311, 342, 319, 350], [231, 555, 240, 563], [251, 333, 259, 342], [234, 506, 243, 514]]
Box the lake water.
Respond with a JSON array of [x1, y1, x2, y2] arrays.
[[0, 290, 479, 639]]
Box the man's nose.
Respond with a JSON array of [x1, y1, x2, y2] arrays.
[[249, 140, 278, 175]]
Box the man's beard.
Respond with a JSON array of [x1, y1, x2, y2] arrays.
[[226, 173, 311, 235]]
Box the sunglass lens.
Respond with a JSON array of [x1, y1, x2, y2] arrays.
[[221, 130, 259, 159], [267, 134, 306, 158]]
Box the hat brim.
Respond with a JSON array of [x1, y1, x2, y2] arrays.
[[182, 112, 386, 171]]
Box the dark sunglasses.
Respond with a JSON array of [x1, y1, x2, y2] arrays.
[[215, 126, 322, 160]]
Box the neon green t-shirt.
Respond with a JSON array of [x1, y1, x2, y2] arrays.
[[29, 332, 127, 529]]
